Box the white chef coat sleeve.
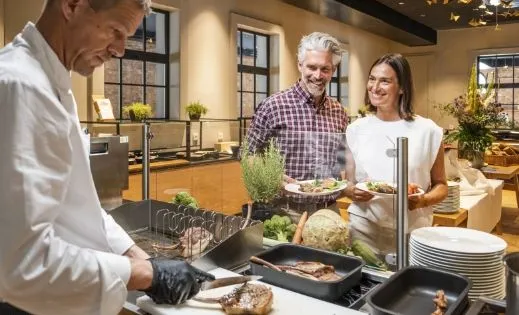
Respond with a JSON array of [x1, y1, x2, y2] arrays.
[[102, 210, 135, 255], [0, 80, 132, 315]]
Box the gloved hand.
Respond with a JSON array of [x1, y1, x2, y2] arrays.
[[142, 258, 215, 304]]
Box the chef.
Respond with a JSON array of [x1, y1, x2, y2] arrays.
[[0, 0, 213, 314]]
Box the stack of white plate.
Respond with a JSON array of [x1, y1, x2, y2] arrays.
[[432, 181, 460, 214], [409, 227, 507, 300]]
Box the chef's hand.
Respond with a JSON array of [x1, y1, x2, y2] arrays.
[[344, 185, 374, 202], [142, 258, 215, 304]]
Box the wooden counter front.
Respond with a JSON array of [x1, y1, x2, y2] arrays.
[[123, 160, 248, 216]]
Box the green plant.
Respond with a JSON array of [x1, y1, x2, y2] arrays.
[[240, 139, 285, 204], [436, 63, 507, 153], [122, 102, 153, 121], [185, 101, 208, 119]]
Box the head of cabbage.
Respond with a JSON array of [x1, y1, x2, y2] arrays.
[[302, 209, 349, 251]]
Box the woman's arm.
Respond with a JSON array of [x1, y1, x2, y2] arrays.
[[342, 145, 373, 202], [409, 143, 448, 210]]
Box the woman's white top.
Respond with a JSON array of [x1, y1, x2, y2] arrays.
[[346, 115, 443, 230]]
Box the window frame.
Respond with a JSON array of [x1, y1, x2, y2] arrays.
[[237, 28, 270, 119], [104, 8, 170, 119]]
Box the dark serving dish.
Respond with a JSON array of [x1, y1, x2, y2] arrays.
[[367, 265, 471, 315], [249, 243, 364, 301]]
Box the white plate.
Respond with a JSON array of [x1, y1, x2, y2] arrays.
[[410, 238, 505, 259], [355, 182, 425, 198], [284, 179, 347, 196], [410, 227, 507, 254]]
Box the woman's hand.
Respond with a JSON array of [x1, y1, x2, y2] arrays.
[[409, 194, 428, 210], [344, 185, 374, 202]]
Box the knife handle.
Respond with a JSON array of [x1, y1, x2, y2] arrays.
[[250, 256, 282, 272]]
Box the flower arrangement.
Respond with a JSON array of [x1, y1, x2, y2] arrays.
[[185, 101, 208, 120], [437, 63, 506, 155]]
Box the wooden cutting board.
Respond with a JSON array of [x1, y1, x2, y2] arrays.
[[136, 267, 365, 315]]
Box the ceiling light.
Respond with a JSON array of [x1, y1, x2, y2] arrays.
[[398, 2, 405, 5], [420, 13, 426, 17]]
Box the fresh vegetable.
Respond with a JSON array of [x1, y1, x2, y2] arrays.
[[263, 215, 297, 242], [351, 239, 388, 271], [171, 191, 198, 208], [302, 209, 349, 252], [291, 211, 308, 244]]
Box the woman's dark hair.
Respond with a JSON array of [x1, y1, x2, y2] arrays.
[[364, 53, 414, 121]]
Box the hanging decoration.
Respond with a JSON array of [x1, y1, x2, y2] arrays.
[[424, 0, 518, 29]]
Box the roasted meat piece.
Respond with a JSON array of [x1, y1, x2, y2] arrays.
[[219, 283, 273, 315], [180, 227, 214, 257], [431, 290, 448, 315], [293, 261, 336, 278]]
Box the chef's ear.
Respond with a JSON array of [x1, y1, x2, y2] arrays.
[[61, 0, 85, 21]]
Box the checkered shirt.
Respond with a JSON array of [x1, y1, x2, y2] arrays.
[[246, 80, 348, 204]]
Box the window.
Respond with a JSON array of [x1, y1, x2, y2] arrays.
[[478, 54, 519, 128], [237, 29, 270, 118], [327, 50, 349, 108], [104, 9, 170, 119]]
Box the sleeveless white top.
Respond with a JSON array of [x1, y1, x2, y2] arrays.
[[346, 115, 444, 230]]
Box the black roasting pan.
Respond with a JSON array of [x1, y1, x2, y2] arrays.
[[367, 265, 472, 315], [249, 243, 364, 301]]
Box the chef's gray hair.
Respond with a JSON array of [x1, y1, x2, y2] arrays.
[[297, 32, 342, 66], [45, 0, 152, 15]]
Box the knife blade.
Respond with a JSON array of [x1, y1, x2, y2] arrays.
[[200, 275, 262, 291]]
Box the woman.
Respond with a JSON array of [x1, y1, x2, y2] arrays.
[[344, 53, 447, 264]]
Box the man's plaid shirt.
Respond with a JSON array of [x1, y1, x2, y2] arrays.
[[246, 80, 348, 204]]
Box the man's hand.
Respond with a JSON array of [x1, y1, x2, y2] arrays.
[[409, 194, 428, 211], [142, 258, 215, 304]]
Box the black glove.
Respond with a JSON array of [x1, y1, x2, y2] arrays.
[[142, 258, 215, 304]]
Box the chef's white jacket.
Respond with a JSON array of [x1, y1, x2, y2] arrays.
[[0, 23, 134, 314]]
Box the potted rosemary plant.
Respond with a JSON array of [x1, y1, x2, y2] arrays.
[[185, 101, 208, 120], [122, 102, 153, 121], [240, 139, 285, 221]]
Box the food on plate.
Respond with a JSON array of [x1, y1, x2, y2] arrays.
[[298, 178, 345, 193], [431, 290, 448, 315], [195, 283, 273, 315], [365, 181, 420, 195], [180, 227, 214, 257], [351, 239, 388, 271], [171, 191, 199, 208], [302, 209, 349, 252], [263, 215, 297, 242]]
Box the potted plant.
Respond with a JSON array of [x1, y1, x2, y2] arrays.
[[122, 102, 153, 121], [437, 63, 507, 168], [185, 101, 208, 120], [240, 139, 285, 221]]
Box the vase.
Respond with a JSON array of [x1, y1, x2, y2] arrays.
[[189, 113, 201, 121], [465, 150, 485, 169], [241, 202, 279, 221]]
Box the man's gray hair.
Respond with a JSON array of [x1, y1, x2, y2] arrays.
[[89, 0, 152, 15], [297, 32, 343, 66], [46, 0, 152, 15]]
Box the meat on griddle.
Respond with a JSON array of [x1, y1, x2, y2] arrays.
[[195, 283, 273, 315], [180, 227, 214, 257]]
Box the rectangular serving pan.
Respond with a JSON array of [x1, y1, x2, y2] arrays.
[[249, 243, 364, 301], [367, 265, 471, 315]]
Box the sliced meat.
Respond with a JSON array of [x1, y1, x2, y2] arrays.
[[180, 227, 214, 257], [317, 272, 341, 281], [293, 261, 335, 278], [219, 283, 273, 315], [283, 268, 320, 281]]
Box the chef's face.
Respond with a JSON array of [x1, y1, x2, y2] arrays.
[[64, 0, 144, 76], [298, 50, 335, 97], [367, 63, 403, 111]]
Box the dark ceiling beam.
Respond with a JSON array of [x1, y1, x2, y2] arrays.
[[334, 0, 437, 45]]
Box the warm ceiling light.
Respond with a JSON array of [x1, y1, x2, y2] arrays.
[[420, 13, 427, 17], [398, 2, 405, 4]]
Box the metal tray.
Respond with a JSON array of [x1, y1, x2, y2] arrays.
[[249, 243, 364, 301], [367, 265, 471, 315]]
